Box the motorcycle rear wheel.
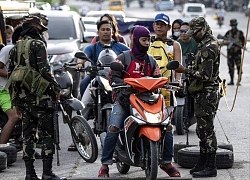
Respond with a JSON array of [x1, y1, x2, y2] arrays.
[[116, 161, 130, 174], [71, 116, 98, 163], [145, 140, 158, 180]]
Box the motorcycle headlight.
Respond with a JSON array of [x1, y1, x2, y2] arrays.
[[144, 111, 163, 123], [99, 76, 112, 91], [132, 108, 163, 124]]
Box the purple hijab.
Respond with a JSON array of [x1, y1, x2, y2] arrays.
[[131, 26, 150, 60]]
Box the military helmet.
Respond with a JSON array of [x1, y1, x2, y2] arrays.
[[186, 16, 207, 35]]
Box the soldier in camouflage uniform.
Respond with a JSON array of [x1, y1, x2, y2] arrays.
[[8, 16, 66, 180], [223, 19, 245, 85], [173, 17, 221, 178]]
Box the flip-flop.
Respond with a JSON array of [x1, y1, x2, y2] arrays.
[[160, 164, 181, 177], [67, 143, 77, 151], [98, 167, 109, 177]]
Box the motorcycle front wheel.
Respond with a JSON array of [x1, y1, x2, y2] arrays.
[[144, 140, 158, 180], [71, 116, 98, 163]]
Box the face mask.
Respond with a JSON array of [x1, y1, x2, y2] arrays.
[[140, 45, 149, 53], [173, 31, 181, 37]]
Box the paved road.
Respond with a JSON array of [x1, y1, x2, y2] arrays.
[[1, 1, 250, 180]]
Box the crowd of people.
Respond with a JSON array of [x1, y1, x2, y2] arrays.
[[0, 5, 246, 180]]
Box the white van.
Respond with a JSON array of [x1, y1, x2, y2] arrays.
[[180, 3, 206, 22]]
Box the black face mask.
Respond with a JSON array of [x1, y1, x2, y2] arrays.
[[140, 45, 149, 53]]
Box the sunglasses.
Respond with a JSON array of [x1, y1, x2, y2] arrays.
[[180, 29, 188, 33]]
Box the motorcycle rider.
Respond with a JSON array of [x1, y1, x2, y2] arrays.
[[67, 20, 129, 151], [98, 25, 161, 177], [77, 20, 129, 97], [216, 6, 226, 25]]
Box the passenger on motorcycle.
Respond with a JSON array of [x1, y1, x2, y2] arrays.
[[0, 26, 22, 144], [98, 25, 161, 177]]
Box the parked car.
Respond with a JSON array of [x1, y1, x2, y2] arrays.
[[38, 10, 95, 98], [81, 17, 98, 33], [154, 0, 175, 11], [179, 3, 206, 22], [85, 10, 126, 22]]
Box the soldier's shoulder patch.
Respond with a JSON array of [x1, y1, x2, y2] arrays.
[[201, 48, 209, 58]]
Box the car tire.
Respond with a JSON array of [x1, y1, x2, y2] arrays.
[[177, 146, 234, 169], [174, 142, 234, 163], [0, 144, 17, 165], [0, 151, 7, 171]]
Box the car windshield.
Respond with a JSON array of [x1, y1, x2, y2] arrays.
[[47, 16, 77, 39], [187, 6, 202, 12]]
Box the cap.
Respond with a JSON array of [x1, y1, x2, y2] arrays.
[[22, 16, 48, 31], [230, 19, 238, 26], [186, 16, 206, 35], [154, 13, 170, 25]]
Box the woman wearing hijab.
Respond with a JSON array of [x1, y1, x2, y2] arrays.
[[98, 26, 161, 177]]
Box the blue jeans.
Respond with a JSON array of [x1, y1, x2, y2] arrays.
[[101, 101, 128, 165], [79, 75, 91, 98], [162, 126, 174, 164], [101, 101, 174, 165]]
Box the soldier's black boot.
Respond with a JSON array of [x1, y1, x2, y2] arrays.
[[42, 158, 67, 180], [192, 152, 217, 178], [227, 74, 234, 85], [190, 151, 207, 174], [25, 160, 41, 180]]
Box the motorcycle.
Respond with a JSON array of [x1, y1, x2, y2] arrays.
[[51, 58, 98, 163], [75, 45, 116, 149], [217, 16, 224, 28], [110, 62, 179, 180]]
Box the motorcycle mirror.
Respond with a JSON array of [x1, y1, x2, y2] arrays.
[[110, 62, 123, 71], [217, 34, 224, 39], [167, 60, 180, 70], [74, 52, 90, 61]]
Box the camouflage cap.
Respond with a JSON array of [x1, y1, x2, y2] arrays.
[[230, 19, 238, 26], [22, 16, 48, 31], [186, 16, 206, 35]]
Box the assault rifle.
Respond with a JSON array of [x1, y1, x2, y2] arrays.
[[52, 100, 60, 166], [217, 34, 250, 53]]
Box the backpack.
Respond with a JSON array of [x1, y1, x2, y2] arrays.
[[5, 38, 50, 98], [148, 38, 174, 107], [148, 38, 174, 78], [122, 50, 156, 76]]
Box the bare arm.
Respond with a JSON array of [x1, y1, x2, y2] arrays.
[[173, 41, 182, 81]]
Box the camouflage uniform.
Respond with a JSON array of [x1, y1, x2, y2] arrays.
[[224, 19, 245, 85], [185, 17, 221, 177], [8, 16, 64, 180]]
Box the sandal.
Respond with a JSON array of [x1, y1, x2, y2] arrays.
[[67, 143, 77, 151], [160, 164, 181, 177], [98, 167, 109, 177]]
